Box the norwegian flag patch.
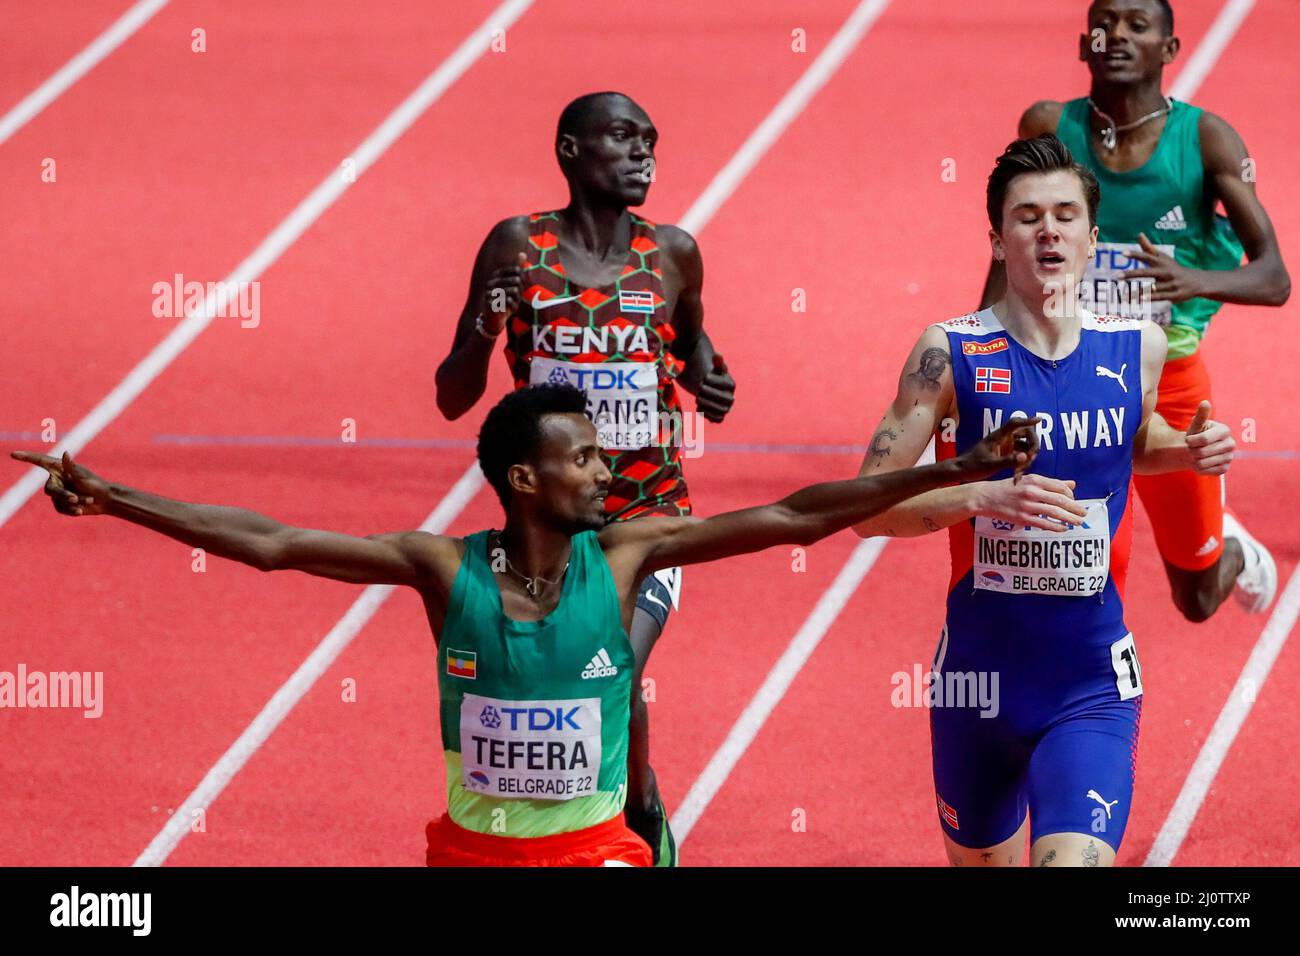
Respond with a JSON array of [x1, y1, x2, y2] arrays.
[[937, 794, 960, 829], [974, 367, 1011, 393]]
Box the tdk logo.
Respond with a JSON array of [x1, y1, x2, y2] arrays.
[[479, 705, 501, 729], [501, 706, 582, 731], [558, 367, 643, 391], [547, 367, 569, 385]]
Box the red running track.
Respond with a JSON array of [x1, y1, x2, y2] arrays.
[[1, 0, 1296, 866]]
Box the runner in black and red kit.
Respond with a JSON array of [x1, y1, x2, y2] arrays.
[[435, 91, 736, 865]]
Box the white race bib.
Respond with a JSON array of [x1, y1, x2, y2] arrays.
[[1110, 632, 1144, 700], [974, 498, 1111, 597], [1081, 241, 1176, 327], [529, 357, 658, 450], [459, 694, 602, 802]]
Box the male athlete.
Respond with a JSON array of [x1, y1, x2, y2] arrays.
[[436, 91, 736, 865], [855, 135, 1236, 866], [980, 0, 1289, 623], [13, 384, 1036, 866]]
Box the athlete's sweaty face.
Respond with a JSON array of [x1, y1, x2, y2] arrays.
[[1081, 0, 1177, 85], [992, 169, 1098, 310], [564, 98, 657, 206], [529, 413, 612, 533]]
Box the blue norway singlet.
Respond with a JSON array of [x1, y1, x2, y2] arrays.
[[936, 308, 1144, 692]]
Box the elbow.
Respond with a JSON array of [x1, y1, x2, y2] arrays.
[[1273, 275, 1291, 307], [435, 392, 464, 422], [252, 534, 285, 573], [434, 373, 476, 422], [434, 383, 469, 422]]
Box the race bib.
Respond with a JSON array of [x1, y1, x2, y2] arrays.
[[1110, 632, 1144, 700], [973, 498, 1111, 597], [529, 357, 658, 450], [459, 694, 602, 802], [1081, 241, 1176, 327]]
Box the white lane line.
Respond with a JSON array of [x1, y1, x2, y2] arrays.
[[133, 466, 484, 867], [1168, 0, 1254, 101], [1145, 565, 1300, 867], [132, 0, 893, 868], [0, 0, 171, 147], [1140, 0, 1268, 867], [678, 0, 891, 234], [672, 0, 1256, 848], [0, 0, 535, 532], [671, 537, 889, 844]]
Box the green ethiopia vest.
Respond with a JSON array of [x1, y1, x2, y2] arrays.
[[1056, 98, 1244, 359], [437, 529, 634, 838]]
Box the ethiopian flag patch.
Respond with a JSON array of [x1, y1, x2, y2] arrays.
[[446, 649, 477, 679]]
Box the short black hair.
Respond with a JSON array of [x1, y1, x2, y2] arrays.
[[1156, 0, 1174, 35], [477, 384, 589, 508], [986, 133, 1101, 231], [556, 91, 633, 148], [1089, 0, 1174, 36]]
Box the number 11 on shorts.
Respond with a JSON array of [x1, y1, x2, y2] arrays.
[[1110, 633, 1144, 700]]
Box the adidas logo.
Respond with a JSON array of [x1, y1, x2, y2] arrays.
[[1195, 535, 1219, 557], [581, 648, 618, 680], [1154, 205, 1188, 231]]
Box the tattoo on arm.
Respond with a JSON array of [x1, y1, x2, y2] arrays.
[[922, 517, 940, 533], [1038, 849, 1057, 867], [869, 427, 898, 460], [1082, 841, 1100, 867], [979, 851, 993, 862], [906, 347, 950, 392]]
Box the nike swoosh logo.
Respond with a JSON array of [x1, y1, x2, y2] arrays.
[[643, 591, 668, 611], [531, 292, 582, 310]]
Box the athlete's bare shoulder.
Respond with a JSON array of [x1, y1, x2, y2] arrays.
[[1197, 110, 1249, 171], [1019, 100, 1064, 139], [482, 215, 532, 255], [404, 532, 468, 583], [654, 223, 702, 270], [597, 515, 692, 553], [651, 223, 703, 305], [1137, 318, 1168, 366]]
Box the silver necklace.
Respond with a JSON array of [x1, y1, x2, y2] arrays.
[[491, 530, 569, 599], [1087, 96, 1173, 151]]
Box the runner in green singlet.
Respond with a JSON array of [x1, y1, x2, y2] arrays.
[[12, 384, 1040, 866], [979, 0, 1290, 623]]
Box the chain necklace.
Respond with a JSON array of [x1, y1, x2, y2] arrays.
[[490, 530, 569, 599], [1087, 96, 1173, 151]]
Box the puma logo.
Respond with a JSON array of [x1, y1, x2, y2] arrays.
[[1095, 364, 1127, 393], [1086, 789, 1119, 819]]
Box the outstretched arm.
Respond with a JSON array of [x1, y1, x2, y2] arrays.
[[599, 416, 1041, 578], [11, 451, 446, 587]]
